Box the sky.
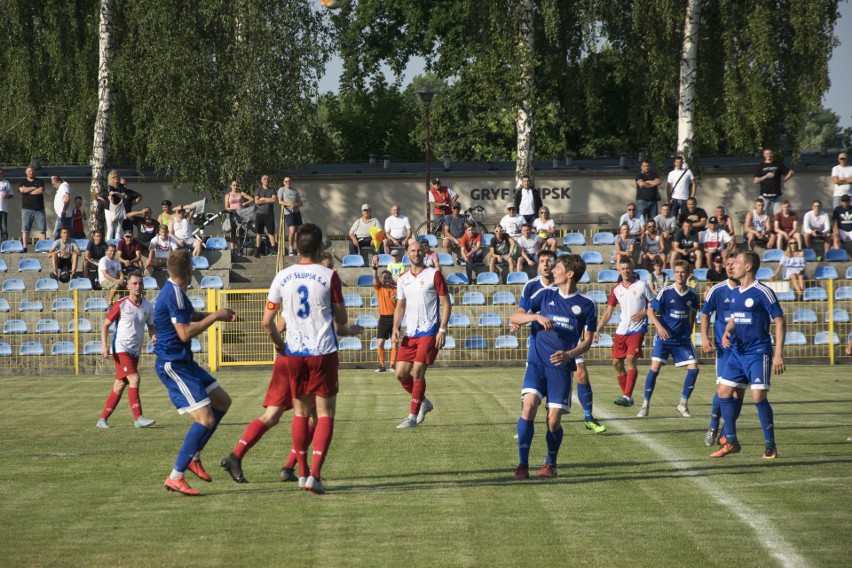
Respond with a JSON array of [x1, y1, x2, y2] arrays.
[[319, 3, 852, 128]]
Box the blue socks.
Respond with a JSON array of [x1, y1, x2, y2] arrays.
[[718, 396, 738, 444], [198, 408, 227, 451], [643, 370, 660, 401], [175, 422, 211, 473], [709, 393, 721, 430], [577, 383, 594, 421], [517, 418, 534, 466], [681, 368, 699, 400], [755, 399, 775, 446], [545, 427, 564, 466]]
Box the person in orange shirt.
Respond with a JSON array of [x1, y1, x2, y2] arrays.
[[373, 260, 398, 372]]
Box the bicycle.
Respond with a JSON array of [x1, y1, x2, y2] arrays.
[[414, 205, 488, 239]]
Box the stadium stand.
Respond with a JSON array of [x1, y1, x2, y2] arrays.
[[356, 274, 373, 287], [462, 292, 486, 306], [563, 233, 586, 246], [0, 259, 6, 272], [342, 254, 365, 268], [84, 297, 109, 312], [597, 269, 619, 283], [2, 279, 26, 292], [69, 278, 93, 291], [191, 256, 210, 270], [493, 291, 516, 305], [446, 272, 470, 285], [792, 309, 817, 324], [495, 335, 519, 349], [35, 278, 59, 291], [0, 342, 11, 356], [68, 318, 93, 333], [506, 272, 528, 285], [343, 293, 363, 308], [815, 266, 838, 280], [339, 337, 362, 350], [475, 272, 499, 285], [784, 331, 807, 345], [478, 313, 502, 327], [762, 249, 783, 263], [200, 275, 224, 289], [825, 249, 850, 262], [51, 297, 75, 312], [143, 276, 159, 290], [803, 287, 828, 301], [51, 341, 75, 355], [355, 314, 377, 328], [814, 331, 839, 345], [19, 341, 44, 356], [582, 251, 603, 264], [36, 319, 61, 334], [1, 240, 24, 253], [592, 232, 615, 245], [20, 300, 43, 312], [34, 240, 53, 254], [18, 258, 42, 272], [464, 335, 487, 349], [692, 268, 708, 282], [449, 313, 471, 328], [205, 237, 228, 250]]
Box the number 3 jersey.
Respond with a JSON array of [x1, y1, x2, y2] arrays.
[[268, 262, 344, 356]]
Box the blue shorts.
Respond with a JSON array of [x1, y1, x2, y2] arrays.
[[651, 337, 697, 367], [521, 361, 575, 411], [156, 359, 220, 414], [719, 350, 771, 391], [22, 209, 46, 233], [284, 211, 303, 228], [714, 343, 732, 381]]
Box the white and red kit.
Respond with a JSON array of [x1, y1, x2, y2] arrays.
[[607, 278, 654, 336], [396, 267, 449, 338], [107, 296, 154, 358]]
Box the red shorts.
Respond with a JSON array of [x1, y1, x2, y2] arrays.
[[397, 335, 439, 365], [612, 333, 645, 359], [286, 352, 339, 399], [113, 352, 139, 381], [262, 355, 293, 410]]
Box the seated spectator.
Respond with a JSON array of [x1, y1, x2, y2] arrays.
[[158, 200, 175, 228], [802, 200, 831, 257], [169, 206, 203, 257], [458, 222, 485, 281], [714, 205, 737, 245], [98, 243, 127, 303], [348, 203, 381, 255], [418, 237, 441, 271], [699, 216, 734, 268], [488, 224, 515, 273], [146, 225, 179, 275], [653, 202, 677, 254], [83, 230, 107, 282], [706, 254, 726, 283], [387, 249, 405, 280], [744, 198, 776, 251], [771, 240, 806, 300], [773, 199, 803, 250], [532, 206, 558, 251], [670, 219, 699, 268], [514, 223, 544, 272], [641, 219, 665, 269], [71, 195, 86, 239], [612, 223, 635, 264], [117, 229, 144, 273], [618, 203, 645, 238], [676, 197, 708, 231], [442, 203, 467, 262], [646, 256, 669, 295], [319, 251, 335, 270], [48, 228, 80, 279], [383, 204, 412, 254], [831, 194, 852, 250], [126, 207, 160, 247], [499, 203, 524, 240]]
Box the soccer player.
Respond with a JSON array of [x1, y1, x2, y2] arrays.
[[155, 250, 237, 496], [392, 239, 451, 429], [640, 260, 700, 418], [595, 256, 654, 407], [373, 263, 398, 372], [700, 256, 746, 446], [96, 273, 157, 429], [514, 250, 606, 433], [711, 251, 785, 459], [509, 254, 597, 479]]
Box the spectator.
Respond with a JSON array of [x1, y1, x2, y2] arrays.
[[635, 160, 662, 220], [666, 156, 695, 220], [670, 219, 699, 268], [418, 237, 441, 271], [773, 199, 803, 250], [699, 216, 734, 268], [158, 199, 175, 229], [319, 251, 335, 270], [832, 194, 852, 249], [612, 223, 636, 264], [126, 207, 160, 247], [118, 229, 144, 273], [514, 223, 544, 272], [458, 222, 485, 280], [50, 176, 72, 239], [677, 197, 708, 231], [753, 148, 793, 217], [641, 219, 665, 269], [98, 243, 127, 303], [706, 254, 726, 283], [84, 230, 107, 283], [348, 203, 381, 255], [224, 180, 253, 254], [513, 175, 542, 224], [0, 167, 14, 242], [802, 200, 831, 257], [118, 177, 143, 232], [428, 177, 458, 225], [387, 250, 405, 280], [714, 205, 737, 245], [771, 240, 806, 300], [532, 206, 558, 251], [253, 174, 278, 257], [169, 206, 202, 257], [48, 228, 80, 279], [70, 196, 85, 239], [383, 204, 412, 254], [488, 224, 515, 273], [831, 152, 852, 209], [646, 256, 670, 295], [654, 202, 677, 254], [19, 165, 46, 251], [500, 203, 524, 240], [744, 198, 776, 250], [98, 170, 126, 240], [442, 202, 467, 262], [619, 203, 645, 238], [146, 225, 179, 275], [277, 176, 303, 256]]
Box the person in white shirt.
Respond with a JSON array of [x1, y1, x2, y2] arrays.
[[666, 156, 696, 220], [802, 199, 831, 256], [383, 204, 412, 253], [50, 175, 73, 239], [98, 243, 127, 303], [169, 206, 202, 257], [0, 167, 14, 242], [514, 223, 544, 272], [619, 203, 645, 238], [500, 204, 525, 240], [831, 152, 852, 209], [513, 175, 542, 224], [146, 225, 179, 275], [698, 216, 734, 268]]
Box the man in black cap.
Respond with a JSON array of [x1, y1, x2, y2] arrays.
[[441, 202, 467, 262]]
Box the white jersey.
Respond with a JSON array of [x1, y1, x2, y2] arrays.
[[607, 278, 654, 336], [397, 267, 449, 338], [749, 209, 768, 232], [107, 296, 154, 357], [149, 235, 178, 259], [268, 263, 343, 356], [98, 256, 121, 285], [171, 217, 192, 240]]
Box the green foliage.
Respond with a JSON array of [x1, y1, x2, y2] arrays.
[[799, 107, 845, 150]]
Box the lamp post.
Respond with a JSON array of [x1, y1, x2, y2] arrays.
[[417, 90, 439, 222]]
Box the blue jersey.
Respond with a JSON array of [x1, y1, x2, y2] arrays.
[[651, 285, 699, 342], [153, 279, 195, 363], [701, 280, 737, 347], [519, 276, 555, 311], [525, 288, 597, 366], [728, 281, 783, 353]]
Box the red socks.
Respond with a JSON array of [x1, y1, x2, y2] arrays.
[[284, 422, 315, 469], [127, 387, 142, 420], [310, 417, 334, 480], [410, 380, 426, 416], [616, 374, 627, 396], [233, 419, 269, 459], [100, 391, 122, 420], [625, 370, 639, 398], [399, 375, 414, 394], [291, 415, 311, 478]]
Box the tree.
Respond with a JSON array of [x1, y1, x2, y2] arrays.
[[677, 0, 703, 165], [90, 0, 114, 234], [799, 107, 844, 151]]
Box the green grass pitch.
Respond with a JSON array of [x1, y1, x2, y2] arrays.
[[1, 365, 850, 567]]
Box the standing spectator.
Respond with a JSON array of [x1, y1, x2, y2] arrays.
[[753, 148, 793, 217], [771, 240, 806, 300], [714, 205, 736, 245], [647, 257, 670, 295], [0, 167, 14, 242], [773, 199, 803, 250], [84, 230, 107, 283], [458, 222, 484, 281], [428, 177, 458, 225], [224, 181, 253, 254], [383, 204, 412, 254], [635, 160, 662, 220], [126, 207, 160, 247], [677, 197, 708, 231], [169, 206, 203, 257], [70, 196, 85, 239], [619, 203, 645, 238], [48, 228, 80, 278], [98, 243, 128, 304], [802, 200, 831, 257], [612, 223, 636, 265], [373, 262, 398, 373], [831, 194, 852, 250], [98, 170, 126, 240], [19, 165, 46, 251], [666, 156, 695, 220], [654, 202, 677, 254], [441, 203, 467, 262], [830, 152, 852, 209], [744, 198, 776, 251], [50, 176, 72, 239], [514, 175, 542, 224], [118, 230, 145, 273], [514, 223, 544, 273], [670, 220, 700, 268], [146, 225, 179, 275], [158, 200, 175, 229], [706, 254, 726, 283], [348, 203, 381, 255], [118, 177, 142, 232], [500, 203, 524, 240], [699, 216, 734, 268], [253, 174, 278, 257], [277, 176, 303, 256], [641, 219, 665, 269], [488, 224, 515, 273], [532, 206, 558, 251]]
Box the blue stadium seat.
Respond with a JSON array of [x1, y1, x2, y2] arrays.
[[36, 319, 61, 334], [803, 248, 818, 262], [83, 341, 102, 355], [143, 276, 159, 290], [481, 233, 494, 247], [579, 272, 591, 284], [586, 289, 607, 304], [692, 268, 708, 282], [846, 266, 852, 279], [506, 272, 529, 285], [563, 233, 586, 246], [478, 313, 502, 327], [19, 341, 44, 356], [494, 335, 519, 349], [355, 314, 377, 328], [146, 340, 155, 354], [0, 259, 6, 272], [189, 296, 206, 310], [609, 310, 622, 325], [418, 234, 438, 248], [593, 333, 614, 348], [68, 318, 93, 333], [369, 337, 379, 350], [693, 334, 703, 347], [75, 239, 89, 251], [69, 278, 93, 291], [446, 272, 469, 285], [792, 309, 817, 324], [191, 256, 210, 270], [836, 286, 852, 301], [443, 335, 456, 349], [826, 308, 850, 323], [356, 274, 373, 287], [34, 240, 54, 254], [342, 255, 365, 268], [663, 268, 674, 280], [36, 278, 59, 291], [448, 293, 455, 305], [633, 269, 650, 282], [755, 267, 773, 281], [462, 292, 486, 306], [343, 293, 363, 308], [2, 278, 26, 292], [814, 266, 838, 280], [582, 251, 603, 264], [493, 291, 516, 305], [825, 248, 849, 262], [401, 254, 411, 267], [464, 335, 487, 349], [200, 275, 224, 289], [0, 342, 11, 356], [370, 294, 378, 307], [0, 240, 24, 253], [0, 298, 9, 312], [437, 253, 454, 266], [784, 331, 807, 346], [803, 286, 828, 301], [18, 258, 42, 272], [592, 232, 615, 245], [20, 300, 43, 312], [84, 297, 109, 312], [375, 254, 392, 267], [3, 319, 27, 334], [106, 239, 119, 247], [205, 237, 228, 250], [597, 269, 619, 283], [775, 290, 796, 301], [814, 331, 839, 345], [52, 341, 76, 355], [448, 313, 471, 328], [191, 338, 202, 353], [339, 337, 362, 351], [476, 271, 499, 285], [762, 249, 784, 263]]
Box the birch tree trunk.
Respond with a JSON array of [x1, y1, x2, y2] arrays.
[[89, 0, 113, 235], [676, 0, 702, 166], [515, 0, 535, 186]]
